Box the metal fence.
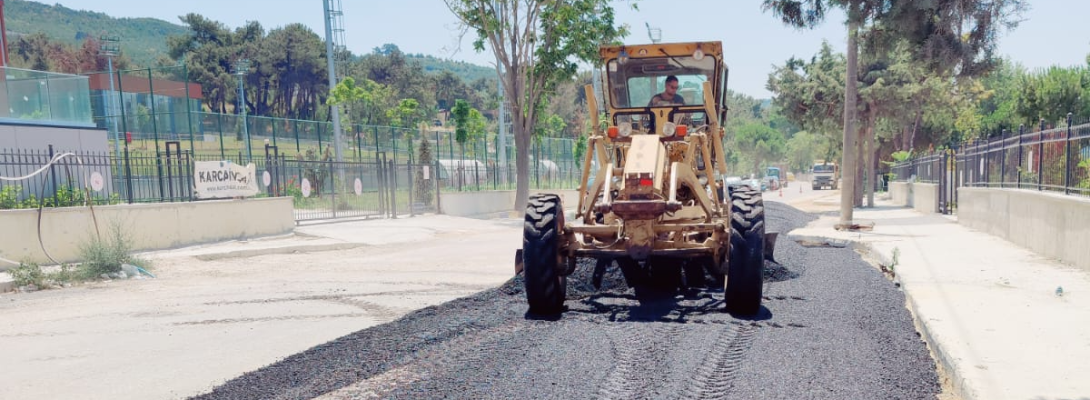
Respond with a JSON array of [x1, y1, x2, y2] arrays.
[[955, 117, 1090, 196], [1, 144, 586, 221], [84, 65, 584, 194], [891, 115, 1090, 214]]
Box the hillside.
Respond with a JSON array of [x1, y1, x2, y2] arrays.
[[407, 53, 497, 83], [2, 0, 497, 84], [3, 0, 188, 68]]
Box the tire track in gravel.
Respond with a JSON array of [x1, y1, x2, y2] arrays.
[[679, 323, 758, 399], [314, 323, 529, 400], [597, 322, 683, 400]]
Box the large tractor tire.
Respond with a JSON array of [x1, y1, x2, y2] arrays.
[[523, 194, 566, 315], [725, 187, 765, 315]]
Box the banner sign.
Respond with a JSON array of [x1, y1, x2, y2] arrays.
[[194, 161, 259, 199]]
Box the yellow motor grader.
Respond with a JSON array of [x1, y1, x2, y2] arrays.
[[520, 41, 775, 315]]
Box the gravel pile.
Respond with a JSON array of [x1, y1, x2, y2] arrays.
[[194, 201, 940, 400]]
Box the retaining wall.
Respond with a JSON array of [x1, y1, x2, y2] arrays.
[[440, 189, 580, 217], [958, 187, 1090, 271], [0, 197, 294, 266]]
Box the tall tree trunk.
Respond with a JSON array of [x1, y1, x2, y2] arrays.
[[855, 123, 865, 207], [839, 10, 860, 228], [867, 122, 877, 207], [513, 115, 531, 214], [906, 108, 922, 151]]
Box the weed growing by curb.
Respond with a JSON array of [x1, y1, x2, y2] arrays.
[[78, 221, 151, 279], [8, 262, 79, 288]]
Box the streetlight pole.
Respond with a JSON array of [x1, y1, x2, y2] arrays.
[[99, 35, 121, 165], [234, 58, 251, 162]]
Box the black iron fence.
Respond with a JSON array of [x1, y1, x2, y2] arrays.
[[891, 115, 1090, 214], [1, 144, 587, 221]]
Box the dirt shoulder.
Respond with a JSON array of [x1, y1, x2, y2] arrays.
[[0, 215, 522, 400]]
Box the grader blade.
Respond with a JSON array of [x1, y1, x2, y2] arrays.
[[764, 232, 779, 263]]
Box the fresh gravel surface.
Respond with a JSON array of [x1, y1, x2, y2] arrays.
[[193, 202, 940, 400]]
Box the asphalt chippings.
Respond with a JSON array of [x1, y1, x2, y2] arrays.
[[193, 202, 940, 400]]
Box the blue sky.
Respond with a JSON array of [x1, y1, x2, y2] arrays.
[[40, 0, 1088, 99]]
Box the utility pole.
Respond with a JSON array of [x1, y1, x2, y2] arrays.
[[323, 0, 345, 164], [100, 35, 121, 165], [234, 58, 251, 162]]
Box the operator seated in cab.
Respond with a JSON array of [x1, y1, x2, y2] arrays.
[[647, 75, 685, 106]]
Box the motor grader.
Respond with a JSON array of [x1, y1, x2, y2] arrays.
[[519, 41, 775, 315]]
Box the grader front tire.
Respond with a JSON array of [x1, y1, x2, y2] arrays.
[[523, 194, 566, 315], [725, 187, 765, 315]]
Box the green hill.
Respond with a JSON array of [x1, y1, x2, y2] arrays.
[[407, 53, 497, 84], [3, 0, 188, 68], [3, 0, 497, 84]]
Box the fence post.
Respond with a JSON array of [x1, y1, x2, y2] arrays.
[[435, 158, 442, 214], [999, 129, 1007, 188], [1064, 113, 1073, 195], [389, 159, 397, 219], [377, 152, 386, 217], [408, 159, 415, 217], [1017, 124, 1024, 189], [330, 156, 337, 219], [1038, 118, 1045, 191], [123, 140, 133, 204], [47, 145, 58, 206]]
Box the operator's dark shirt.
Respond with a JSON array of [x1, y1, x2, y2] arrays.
[[648, 93, 685, 106]]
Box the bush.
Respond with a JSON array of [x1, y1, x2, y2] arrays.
[[8, 262, 45, 287], [78, 222, 148, 279]]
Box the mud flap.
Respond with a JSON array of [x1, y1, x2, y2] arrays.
[[764, 232, 779, 263], [515, 248, 524, 275]]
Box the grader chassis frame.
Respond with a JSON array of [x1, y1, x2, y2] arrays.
[[520, 41, 775, 316]]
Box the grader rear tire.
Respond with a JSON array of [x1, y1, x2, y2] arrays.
[[523, 194, 566, 315], [725, 187, 765, 315]]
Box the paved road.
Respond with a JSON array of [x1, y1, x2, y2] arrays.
[[1, 182, 943, 399], [196, 200, 942, 400]]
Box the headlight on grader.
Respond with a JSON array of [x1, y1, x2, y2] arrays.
[[663, 122, 677, 137], [607, 126, 619, 139], [619, 124, 632, 137]]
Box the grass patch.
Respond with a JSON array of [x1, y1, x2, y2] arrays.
[[78, 222, 151, 280], [8, 262, 80, 289], [5, 222, 152, 291]]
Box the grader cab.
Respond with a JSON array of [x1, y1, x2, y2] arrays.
[[520, 41, 775, 315]]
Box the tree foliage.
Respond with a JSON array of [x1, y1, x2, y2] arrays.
[[735, 122, 787, 175], [446, 0, 630, 211]]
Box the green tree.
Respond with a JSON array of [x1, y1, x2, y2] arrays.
[[735, 122, 787, 176], [387, 99, 423, 131], [767, 41, 846, 172], [1017, 66, 1090, 127], [326, 77, 368, 128], [763, 0, 1025, 226], [446, 0, 630, 212]]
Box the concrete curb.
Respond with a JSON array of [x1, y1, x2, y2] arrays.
[[0, 276, 14, 293], [785, 230, 969, 400]]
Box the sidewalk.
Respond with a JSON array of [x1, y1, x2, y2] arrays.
[[788, 195, 1090, 400]]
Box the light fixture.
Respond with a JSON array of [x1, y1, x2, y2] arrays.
[[619, 124, 632, 137], [663, 122, 677, 137], [693, 44, 705, 61], [618, 48, 630, 64]]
